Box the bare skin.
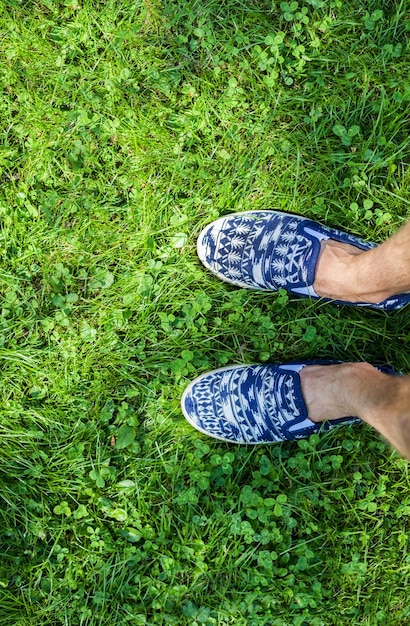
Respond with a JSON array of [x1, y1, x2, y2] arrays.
[[313, 220, 410, 303], [205, 217, 410, 456], [300, 363, 410, 460], [299, 220, 410, 458]]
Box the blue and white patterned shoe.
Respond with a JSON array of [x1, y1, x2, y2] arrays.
[[181, 362, 359, 444], [181, 362, 395, 444], [197, 210, 410, 311]]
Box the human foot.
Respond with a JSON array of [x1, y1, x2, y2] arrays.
[[181, 361, 361, 445], [299, 362, 380, 423], [313, 240, 395, 304], [182, 360, 410, 458], [300, 362, 410, 459], [196, 210, 410, 310]]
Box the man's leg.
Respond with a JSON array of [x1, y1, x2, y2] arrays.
[[300, 363, 410, 459], [314, 220, 410, 303], [309, 220, 410, 455]]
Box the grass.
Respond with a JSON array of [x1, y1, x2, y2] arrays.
[[0, 0, 410, 624]]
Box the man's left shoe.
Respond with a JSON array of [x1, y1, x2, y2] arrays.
[[181, 361, 361, 444]]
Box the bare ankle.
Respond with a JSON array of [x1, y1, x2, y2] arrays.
[[360, 374, 410, 459], [398, 413, 410, 459], [347, 252, 399, 303], [313, 241, 368, 303], [300, 362, 378, 423], [300, 362, 410, 459], [314, 240, 404, 304]]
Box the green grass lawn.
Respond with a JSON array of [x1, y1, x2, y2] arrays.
[[1, 0, 410, 624]]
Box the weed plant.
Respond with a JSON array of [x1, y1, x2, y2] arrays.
[[0, 0, 410, 624]]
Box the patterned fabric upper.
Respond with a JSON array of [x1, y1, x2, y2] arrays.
[[183, 364, 316, 444], [198, 210, 410, 310], [197, 211, 321, 290]]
